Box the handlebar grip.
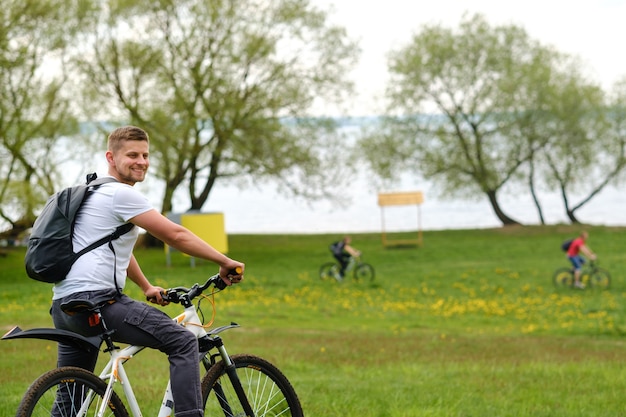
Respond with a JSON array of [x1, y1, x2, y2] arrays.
[[213, 267, 243, 290], [146, 294, 160, 303], [147, 290, 172, 303]]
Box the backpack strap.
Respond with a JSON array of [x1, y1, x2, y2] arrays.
[[86, 175, 119, 187], [75, 223, 135, 258], [106, 224, 135, 294]]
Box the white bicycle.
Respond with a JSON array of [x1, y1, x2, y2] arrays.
[[2, 272, 303, 417]]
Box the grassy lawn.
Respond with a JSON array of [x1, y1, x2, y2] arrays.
[[1, 225, 626, 416]]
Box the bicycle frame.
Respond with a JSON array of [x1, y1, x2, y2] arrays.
[[345, 256, 357, 273], [86, 303, 201, 417], [572, 261, 603, 283]]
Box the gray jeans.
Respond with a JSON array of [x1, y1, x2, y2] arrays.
[[51, 290, 203, 417]]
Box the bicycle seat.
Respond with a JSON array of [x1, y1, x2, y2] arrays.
[[61, 299, 115, 315]]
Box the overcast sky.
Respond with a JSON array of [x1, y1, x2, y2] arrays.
[[315, 0, 626, 116]]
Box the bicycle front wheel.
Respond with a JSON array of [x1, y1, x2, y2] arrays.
[[319, 262, 339, 281], [202, 354, 303, 417], [588, 268, 611, 289], [16, 366, 128, 417], [353, 263, 375, 282], [553, 268, 574, 288]]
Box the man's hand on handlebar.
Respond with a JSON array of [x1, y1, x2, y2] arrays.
[[219, 263, 245, 286], [146, 285, 170, 306]]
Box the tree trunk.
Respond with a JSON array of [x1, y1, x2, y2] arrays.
[[560, 185, 581, 224], [486, 190, 521, 226], [161, 185, 175, 215], [528, 159, 546, 224], [566, 209, 580, 224]]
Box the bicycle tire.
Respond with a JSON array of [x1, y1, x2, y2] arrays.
[[353, 263, 375, 282], [201, 354, 303, 417], [319, 262, 339, 281], [15, 366, 129, 417], [553, 268, 574, 288], [588, 268, 611, 289]]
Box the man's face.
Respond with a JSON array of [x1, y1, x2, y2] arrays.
[[107, 140, 149, 185]]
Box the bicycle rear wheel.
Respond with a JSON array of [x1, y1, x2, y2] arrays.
[[353, 263, 375, 282], [202, 354, 303, 417], [16, 366, 128, 417], [587, 268, 611, 289], [553, 268, 574, 288], [319, 262, 339, 281]]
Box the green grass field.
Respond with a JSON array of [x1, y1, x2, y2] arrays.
[[2, 225, 626, 416]]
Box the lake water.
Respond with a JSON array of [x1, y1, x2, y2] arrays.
[[176, 171, 626, 235]]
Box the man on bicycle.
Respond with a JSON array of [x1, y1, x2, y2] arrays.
[[329, 236, 361, 278], [567, 231, 596, 289], [50, 126, 245, 417]]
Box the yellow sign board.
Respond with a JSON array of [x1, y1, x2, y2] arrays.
[[377, 191, 423, 248], [378, 191, 424, 206]]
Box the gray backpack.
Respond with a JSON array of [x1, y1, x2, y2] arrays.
[[25, 173, 134, 284]]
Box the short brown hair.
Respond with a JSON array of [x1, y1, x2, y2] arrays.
[[107, 126, 149, 153]]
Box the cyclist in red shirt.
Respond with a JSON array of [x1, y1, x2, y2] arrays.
[[566, 231, 596, 289]]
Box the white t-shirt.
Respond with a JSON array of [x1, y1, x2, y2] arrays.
[[52, 179, 153, 300]]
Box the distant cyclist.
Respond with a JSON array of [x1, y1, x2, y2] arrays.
[[567, 231, 596, 289], [329, 236, 361, 278]]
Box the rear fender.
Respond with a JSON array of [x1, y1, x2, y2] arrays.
[[1, 326, 100, 353]]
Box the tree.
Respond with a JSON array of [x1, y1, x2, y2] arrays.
[[359, 14, 561, 226], [0, 0, 87, 239], [537, 72, 626, 223], [72, 0, 359, 214]]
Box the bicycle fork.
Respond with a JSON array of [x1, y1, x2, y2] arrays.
[[205, 335, 256, 417]]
